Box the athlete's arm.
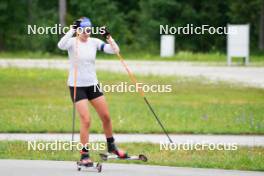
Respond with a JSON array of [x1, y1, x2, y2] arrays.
[[103, 37, 120, 54], [96, 37, 120, 54], [99, 27, 120, 54], [57, 28, 75, 50]]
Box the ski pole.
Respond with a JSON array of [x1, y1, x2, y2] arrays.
[[107, 37, 173, 143], [71, 38, 79, 144]]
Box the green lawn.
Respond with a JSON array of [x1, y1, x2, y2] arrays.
[[99, 51, 264, 65], [0, 141, 263, 171], [0, 51, 64, 59], [0, 68, 264, 134], [0, 51, 263, 66]]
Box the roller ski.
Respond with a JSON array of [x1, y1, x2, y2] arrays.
[[76, 151, 102, 172], [100, 152, 147, 162], [100, 141, 147, 162], [77, 161, 102, 172]]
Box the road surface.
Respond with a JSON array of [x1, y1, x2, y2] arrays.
[[0, 159, 263, 176]]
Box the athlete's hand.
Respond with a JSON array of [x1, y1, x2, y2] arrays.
[[102, 26, 111, 39], [72, 20, 81, 30]]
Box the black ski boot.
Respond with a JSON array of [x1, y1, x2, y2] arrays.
[[107, 139, 128, 158], [79, 150, 93, 166]]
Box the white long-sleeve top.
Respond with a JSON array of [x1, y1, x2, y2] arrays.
[[58, 29, 119, 87]]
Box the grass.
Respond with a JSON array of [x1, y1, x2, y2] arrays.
[[100, 50, 264, 64], [0, 141, 263, 171], [0, 51, 64, 59], [0, 51, 263, 66], [0, 68, 263, 134]]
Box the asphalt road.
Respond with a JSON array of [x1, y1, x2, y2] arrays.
[[0, 159, 263, 176]]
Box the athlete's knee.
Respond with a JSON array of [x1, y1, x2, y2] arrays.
[[101, 112, 111, 125], [80, 115, 91, 128]]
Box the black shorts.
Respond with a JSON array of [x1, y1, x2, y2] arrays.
[[69, 84, 103, 102]]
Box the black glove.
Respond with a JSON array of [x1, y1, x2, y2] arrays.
[[102, 26, 111, 39], [72, 20, 81, 30]]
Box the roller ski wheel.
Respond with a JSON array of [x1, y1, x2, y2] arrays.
[[139, 154, 148, 162], [100, 153, 147, 162], [76, 161, 102, 172], [96, 163, 102, 173], [100, 153, 108, 161]]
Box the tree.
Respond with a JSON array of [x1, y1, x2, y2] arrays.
[[259, 0, 264, 50], [59, 0, 66, 27], [228, 0, 262, 51]]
